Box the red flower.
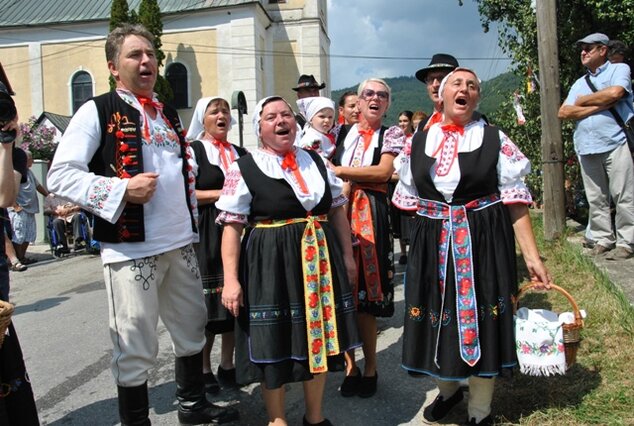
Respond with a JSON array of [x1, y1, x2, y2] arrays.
[[319, 259, 328, 275], [308, 293, 319, 308], [122, 156, 134, 166], [323, 306, 332, 320], [305, 246, 316, 261], [455, 228, 468, 245], [310, 320, 322, 329], [116, 130, 125, 139], [120, 143, 130, 153], [121, 171, 131, 179], [463, 329, 476, 345], [311, 339, 323, 354], [121, 229, 131, 238]]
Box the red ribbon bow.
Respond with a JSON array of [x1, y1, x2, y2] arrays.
[[212, 139, 235, 171], [281, 151, 299, 171], [358, 128, 374, 151], [136, 96, 163, 110], [440, 124, 464, 135]]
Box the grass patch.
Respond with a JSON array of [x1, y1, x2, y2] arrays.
[[493, 213, 634, 425]]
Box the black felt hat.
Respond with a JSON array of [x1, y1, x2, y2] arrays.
[[415, 53, 460, 83], [292, 74, 326, 91]]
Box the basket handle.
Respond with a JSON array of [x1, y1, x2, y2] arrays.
[[515, 282, 584, 325]]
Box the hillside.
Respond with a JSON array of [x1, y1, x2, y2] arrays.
[[331, 72, 521, 127]]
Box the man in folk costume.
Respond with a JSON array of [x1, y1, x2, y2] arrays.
[[47, 24, 238, 425]]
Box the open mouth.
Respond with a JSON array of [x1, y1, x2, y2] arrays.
[[369, 104, 380, 111], [140, 70, 153, 77], [217, 121, 226, 129], [455, 98, 468, 106], [275, 128, 290, 135]]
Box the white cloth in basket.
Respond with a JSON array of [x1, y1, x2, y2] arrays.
[[514, 307, 567, 376]]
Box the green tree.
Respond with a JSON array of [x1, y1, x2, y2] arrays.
[[464, 0, 634, 215], [109, 0, 130, 31], [109, 0, 132, 90], [138, 0, 172, 103]]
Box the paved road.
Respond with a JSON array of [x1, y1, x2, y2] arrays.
[[10, 222, 632, 426], [8, 244, 458, 426]]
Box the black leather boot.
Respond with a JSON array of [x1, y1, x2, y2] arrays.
[[175, 352, 239, 425], [117, 382, 151, 426]]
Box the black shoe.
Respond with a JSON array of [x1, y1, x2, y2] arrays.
[[117, 383, 151, 426], [339, 367, 361, 397], [203, 372, 220, 395], [462, 415, 493, 425], [178, 402, 239, 425], [398, 254, 407, 265], [423, 388, 463, 423], [357, 372, 378, 398], [217, 366, 237, 387], [175, 352, 240, 424], [407, 369, 425, 378], [303, 416, 334, 426]]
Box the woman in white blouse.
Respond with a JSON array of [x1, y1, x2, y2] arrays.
[[216, 96, 361, 426], [331, 78, 405, 399], [393, 68, 552, 426]]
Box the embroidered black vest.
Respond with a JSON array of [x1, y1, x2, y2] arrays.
[[89, 91, 197, 243], [410, 125, 500, 205]]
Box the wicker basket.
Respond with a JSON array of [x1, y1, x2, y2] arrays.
[[515, 283, 584, 368], [0, 299, 14, 348]]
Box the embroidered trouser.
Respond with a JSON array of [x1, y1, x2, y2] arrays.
[[104, 244, 206, 387]]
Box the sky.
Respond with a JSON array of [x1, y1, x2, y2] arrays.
[[326, 0, 511, 90]]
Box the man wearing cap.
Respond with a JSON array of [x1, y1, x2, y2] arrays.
[[559, 32, 634, 260], [292, 74, 326, 128]]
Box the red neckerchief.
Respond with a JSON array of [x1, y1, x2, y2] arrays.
[[357, 127, 375, 151], [326, 133, 336, 145], [424, 111, 443, 131], [211, 138, 235, 171], [432, 124, 464, 177], [136, 96, 166, 141], [281, 150, 309, 195]]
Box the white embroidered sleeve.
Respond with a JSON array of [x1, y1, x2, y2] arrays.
[[47, 101, 129, 224], [324, 159, 347, 208], [215, 162, 252, 224], [391, 141, 419, 211], [497, 130, 533, 205], [381, 125, 406, 155]]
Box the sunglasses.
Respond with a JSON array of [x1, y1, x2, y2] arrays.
[[361, 89, 389, 101], [580, 44, 600, 53]]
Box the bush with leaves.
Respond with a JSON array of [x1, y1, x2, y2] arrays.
[[19, 116, 57, 161]]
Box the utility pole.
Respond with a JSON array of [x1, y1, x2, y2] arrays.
[[535, 0, 566, 240]]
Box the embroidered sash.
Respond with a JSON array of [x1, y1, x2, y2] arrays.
[[255, 214, 339, 373], [349, 183, 386, 303], [417, 194, 500, 367]]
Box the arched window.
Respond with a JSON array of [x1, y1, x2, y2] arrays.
[[72, 71, 93, 113], [165, 62, 188, 109]]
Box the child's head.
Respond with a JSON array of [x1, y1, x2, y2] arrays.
[[296, 96, 335, 134]]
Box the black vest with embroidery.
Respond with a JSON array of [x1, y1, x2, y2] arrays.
[[411, 125, 500, 205], [89, 91, 196, 243]]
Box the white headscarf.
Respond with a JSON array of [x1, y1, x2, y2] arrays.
[[185, 96, 236, 141], [296, 96, 335, 128], [438, 67, 481, 102], [252, 96, 297, 141]]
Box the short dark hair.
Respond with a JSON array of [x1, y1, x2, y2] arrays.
[[608, 40, 628, 60], [106, 24, 155, 66], [338, 90, 357, 108]]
